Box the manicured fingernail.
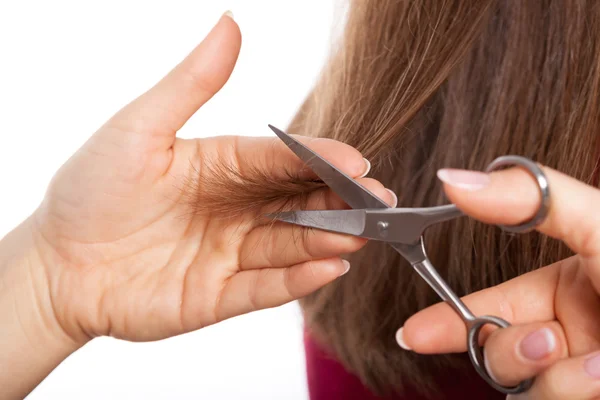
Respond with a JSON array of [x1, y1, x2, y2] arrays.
[[358, 158, 371, 178], [340, 260, 351, 276], [584, 352, 600, 378], [395, 328, 412, 350], [386, 189, 398, 207], [519, 328, 556, 360], [437, 169, 491, 191], [223, 10, 234, 20]]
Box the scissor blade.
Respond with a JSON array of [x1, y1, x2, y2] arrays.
[[271, 208, 428, 242], [268, 125, 390, 210], [268, 210, 367, 237]]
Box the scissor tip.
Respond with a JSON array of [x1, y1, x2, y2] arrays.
[[268, 124, 296, 145], [268, 124, 284, 136]]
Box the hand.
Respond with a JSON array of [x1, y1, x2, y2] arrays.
[[396, 165, 600, 399], [19, 13, 395, 345], [0, 12, 397, 399]]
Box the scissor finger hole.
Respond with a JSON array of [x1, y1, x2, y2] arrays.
[[484, 155, 551, 234], [467, 315, 533, 394]]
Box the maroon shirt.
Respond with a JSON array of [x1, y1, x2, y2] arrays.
[[303, 329, 504, 400]]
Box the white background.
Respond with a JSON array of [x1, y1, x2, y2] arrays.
[[0, 1, 346, 399]]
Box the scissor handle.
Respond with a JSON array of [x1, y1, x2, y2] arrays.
[[412, 257, 534, 395], [466, 316, 534, 394], [484, 155, 551, 233], [407, 155, 551, 395], [468, 156, 550, 393], [466, 155, 551, 393]]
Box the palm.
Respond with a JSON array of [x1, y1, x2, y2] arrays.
[[34, 121, 241, 341]]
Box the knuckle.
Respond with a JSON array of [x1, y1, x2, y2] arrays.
[[543, 192, 600, 258], [299, 260, 318, 292], [489, 285, 516, 323], [183, 68, 220, 96], [283, 266, 298, 299], [247, 272, 260, 312], [250, 269, 273, 311], [539, 364, 573, 398], [305, 260, 318, 282], [301, 231, 318, 259], [579, 222, 600, 258]]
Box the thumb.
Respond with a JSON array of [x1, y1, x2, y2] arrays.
[[109, 11, 241, 139], [437, 164, 600, 260]]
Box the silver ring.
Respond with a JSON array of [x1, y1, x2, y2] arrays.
[[467, 316, 534, 394], [484, 156, 551, 233]]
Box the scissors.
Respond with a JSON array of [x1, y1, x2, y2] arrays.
[[265, 124, 551, 395]]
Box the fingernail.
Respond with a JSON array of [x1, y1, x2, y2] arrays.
[[584, 352, 600, 378], [519, 328, 556, 361], [437, 169, 491, 191], [395, 328, 412, 350], [358, 158, 371, 178], [223, 10, 234, 20], [340, 260, 351, 276], [386, 189, 398, 207]]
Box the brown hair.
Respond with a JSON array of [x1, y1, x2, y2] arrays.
[[189, 0, 600, 396]]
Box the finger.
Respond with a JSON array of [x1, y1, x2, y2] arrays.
[[507, 351, 600, 400], [438, 163, 600, 306], [437, 165, 600, 261], [110, 12, 241, 137], [398, 259, 565, 354], [228, 135, 372, 181], [482, 321, 567, 387], [239, 178, 396, 270], [215, 257, 349, 322]]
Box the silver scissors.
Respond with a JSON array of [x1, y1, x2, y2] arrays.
[[266, 125, 551, 395]]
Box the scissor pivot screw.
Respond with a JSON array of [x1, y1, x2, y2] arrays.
[[377, 221, 389, 237]]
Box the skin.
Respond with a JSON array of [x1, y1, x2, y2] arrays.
[[0, 13, 395, 400], [399, 165, 600, 399]]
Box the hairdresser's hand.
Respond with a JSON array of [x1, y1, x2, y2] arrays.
[[8, 12, 396, 354], [395, 166, 600, 399]]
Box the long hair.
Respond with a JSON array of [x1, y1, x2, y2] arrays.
[[187, 0, 600, 396]]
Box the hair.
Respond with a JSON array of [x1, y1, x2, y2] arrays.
[[187, 0, 600, 397]]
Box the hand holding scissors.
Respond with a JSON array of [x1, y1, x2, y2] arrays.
[[397, 158, 600, 399], [266, 125, 552, 395]]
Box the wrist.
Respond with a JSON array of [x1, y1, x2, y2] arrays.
[[0, 216, 82, 399]]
